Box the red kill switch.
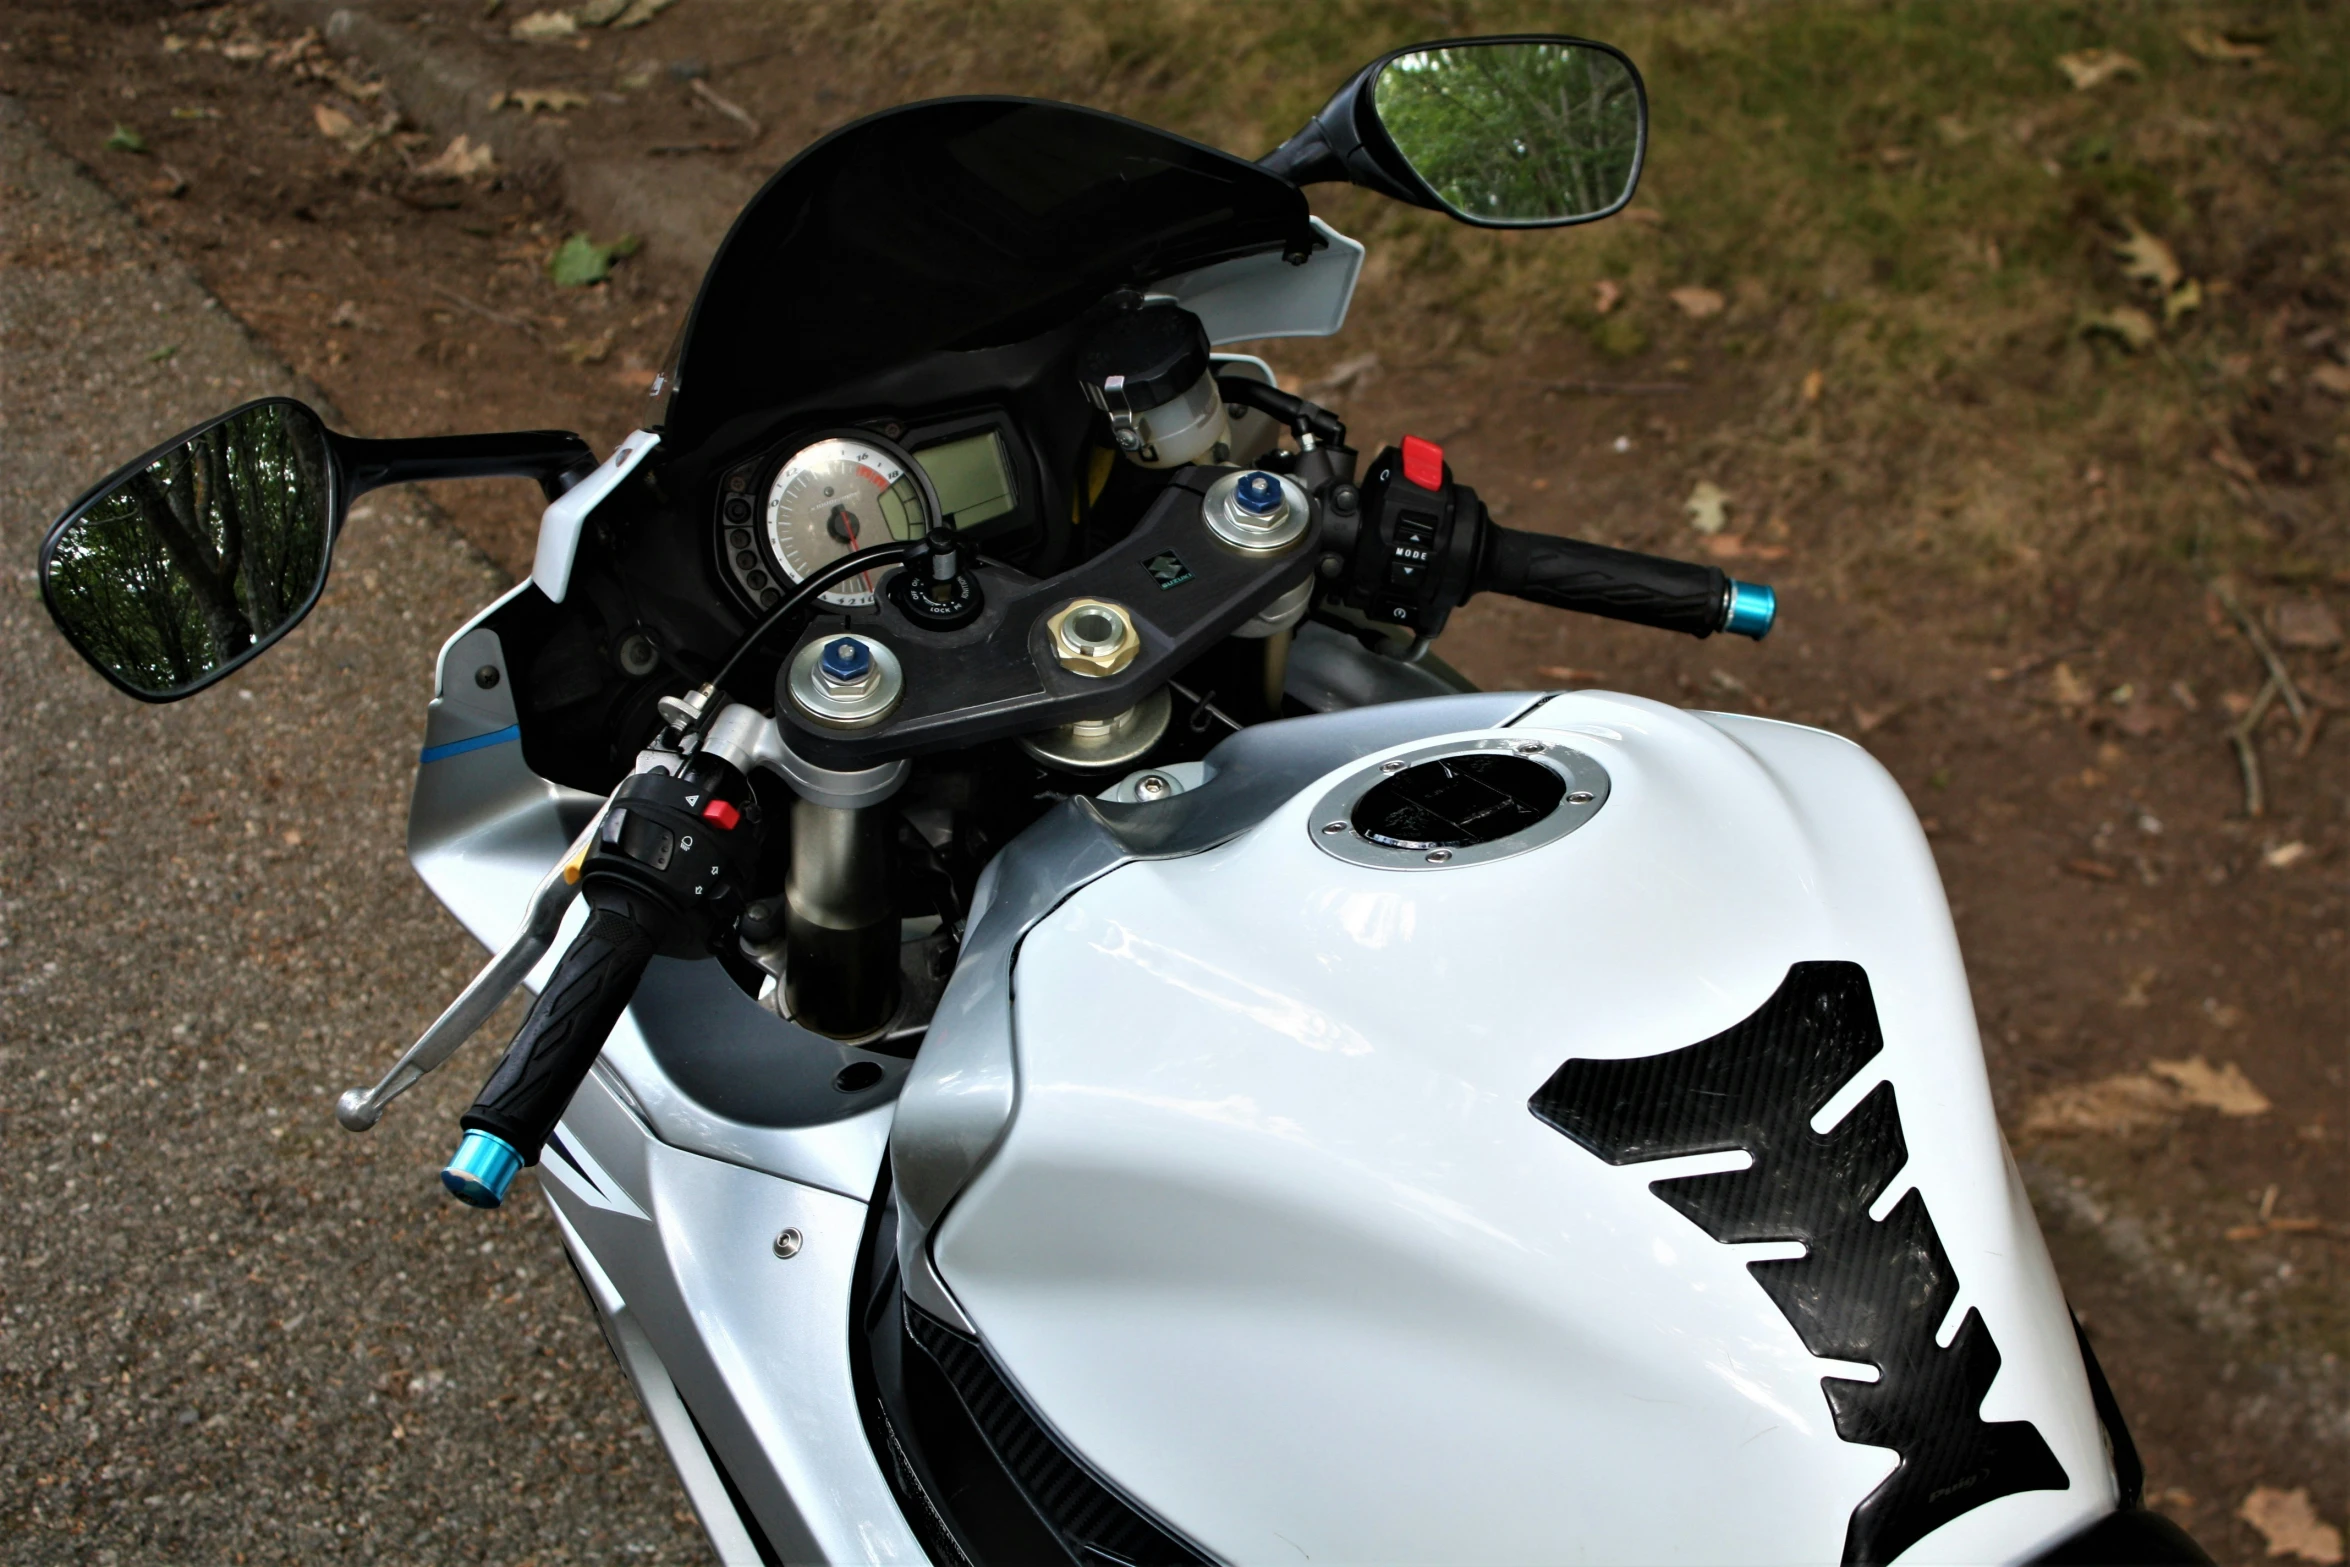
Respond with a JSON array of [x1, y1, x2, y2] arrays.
[[700, 798, 742, 831], [1401, 435, 1444, 491]]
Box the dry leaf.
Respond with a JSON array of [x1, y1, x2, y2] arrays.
[[1684, 480, 1730, 535], [573, 0, 633, 23], [2147, 1055, 2270, 1116], [2116, 220, 2182, 294], [1800, 368, 1825, 403], [2081, 306, 2157, 352], [509, 9, 579, 40], [493, 87, 591, 113], [311, 102, 377, 154], [2021, 1073, 2181, 1137], [2180, 27, 2267, 64], [2262, 841, 2311, 870], [1301, 353, 1379, 398], [415, 134, 497, 180], [562, 329, 615, 364], [2164, 276, 2202, 323], [2239, 1487, 2344, 1564], [2057, 49, 2143, 90], [1591, 278, 1622, 315], [2311, 364, 2350, 398], [2050, 662, 2095, 710], [611, 0, 680, 27], [1852, 702, 1902, 733], [2209, 444, 2261, 483], [1669, 285, 1725, 320], [2269, 595, 2342, 649], [1700, 535, 1789, 562]]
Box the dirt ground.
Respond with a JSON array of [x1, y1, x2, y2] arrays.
[[2, 3, 2343, 1563]]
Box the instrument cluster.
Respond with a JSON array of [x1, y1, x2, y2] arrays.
[[714, 411, 1042, 613]]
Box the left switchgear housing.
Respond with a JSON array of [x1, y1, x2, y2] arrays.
[[582, 764, 765, 958]]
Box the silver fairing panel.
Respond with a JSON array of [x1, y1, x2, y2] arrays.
[[409, 591, 923, 1562]]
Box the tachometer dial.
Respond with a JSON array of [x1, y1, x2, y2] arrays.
[[763, 436, 931, 609]]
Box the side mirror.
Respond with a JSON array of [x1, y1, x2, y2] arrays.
[[41, 399, 336, 701], [1260, 35, 1647, 229], [38, 400, 598, 702]]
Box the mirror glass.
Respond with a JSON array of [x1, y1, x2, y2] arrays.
[[42, 400, 334, 699], [1373, 41, 1643, 226]]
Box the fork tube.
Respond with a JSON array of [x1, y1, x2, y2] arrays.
[[784, 798, 899, 1039]]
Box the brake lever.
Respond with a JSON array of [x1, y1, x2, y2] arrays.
[[335, 802, 610, 1132]]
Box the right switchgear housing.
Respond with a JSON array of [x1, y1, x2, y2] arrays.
[[1335, 435, 1483, 637]]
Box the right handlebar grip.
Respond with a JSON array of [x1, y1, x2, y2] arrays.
[[1475, 524, 1773, 639], [442, 894, 661, 1207]]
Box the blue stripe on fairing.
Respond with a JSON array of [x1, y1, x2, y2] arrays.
[[419, 725, 521, 765]]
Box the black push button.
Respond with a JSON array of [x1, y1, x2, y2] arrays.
[[616, 811, 675, 871]]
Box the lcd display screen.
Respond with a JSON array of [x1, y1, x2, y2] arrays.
[[913, 430, 1016, 529]]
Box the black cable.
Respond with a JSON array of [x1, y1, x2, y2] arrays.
[[703, 540, 916, 707], [1215, 373, 1346, 448]]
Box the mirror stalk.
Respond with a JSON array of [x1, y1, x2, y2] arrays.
[[333, 429, 600, 504]]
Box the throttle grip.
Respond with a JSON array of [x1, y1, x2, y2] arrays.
[[441, 888, 663, 1207], [1474, 524, 1774, 640]]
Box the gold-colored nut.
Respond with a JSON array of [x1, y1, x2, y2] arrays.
[[1046, 598, 1141, 679]]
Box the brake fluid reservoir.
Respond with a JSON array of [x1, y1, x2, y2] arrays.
[[1077, 298, 1230, 469]]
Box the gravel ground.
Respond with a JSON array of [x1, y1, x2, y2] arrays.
[[0, 96, 706, 1563]]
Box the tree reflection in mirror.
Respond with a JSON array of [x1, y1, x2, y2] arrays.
[[1374, 42, 1642, 226], [43, 400, 332, 699]]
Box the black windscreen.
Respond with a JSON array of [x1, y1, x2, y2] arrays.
[[664, 98, 1314, 443]]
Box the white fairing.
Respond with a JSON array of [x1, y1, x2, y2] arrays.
[[928, 692, 2111, 1564], [531, 431, 659, 604]]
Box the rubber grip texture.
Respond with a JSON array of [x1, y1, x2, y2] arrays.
[[1476, 525, 1727, 638], [459, 895, 660, 1164]]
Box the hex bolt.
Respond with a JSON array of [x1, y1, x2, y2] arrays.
[[1515, 741, 1545, 754], [1136, 774, 1169, 800], [1568, 791, 1596, 804], [772, 1228, 803, 1260], [1321, 820, 1349, 835], [1380, 759, 1407, 773], [1425, 849, 1453, 864]]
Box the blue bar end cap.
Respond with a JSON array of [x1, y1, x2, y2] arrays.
[[442, 1129, 522, 1208], [1724, 580, 1777, 640]]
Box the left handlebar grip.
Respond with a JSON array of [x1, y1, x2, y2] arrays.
[[441, 897, 660, 1208]]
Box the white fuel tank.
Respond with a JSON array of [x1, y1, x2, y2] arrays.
[[916, 691, 2113, 1565]]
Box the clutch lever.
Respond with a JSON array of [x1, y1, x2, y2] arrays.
[[335, 801, 611, 1132]]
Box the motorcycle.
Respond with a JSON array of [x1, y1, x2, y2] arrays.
[[37, 34, 2209, 1567]]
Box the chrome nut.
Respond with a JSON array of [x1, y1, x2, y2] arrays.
[[1046, 599, 1141, 679]]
